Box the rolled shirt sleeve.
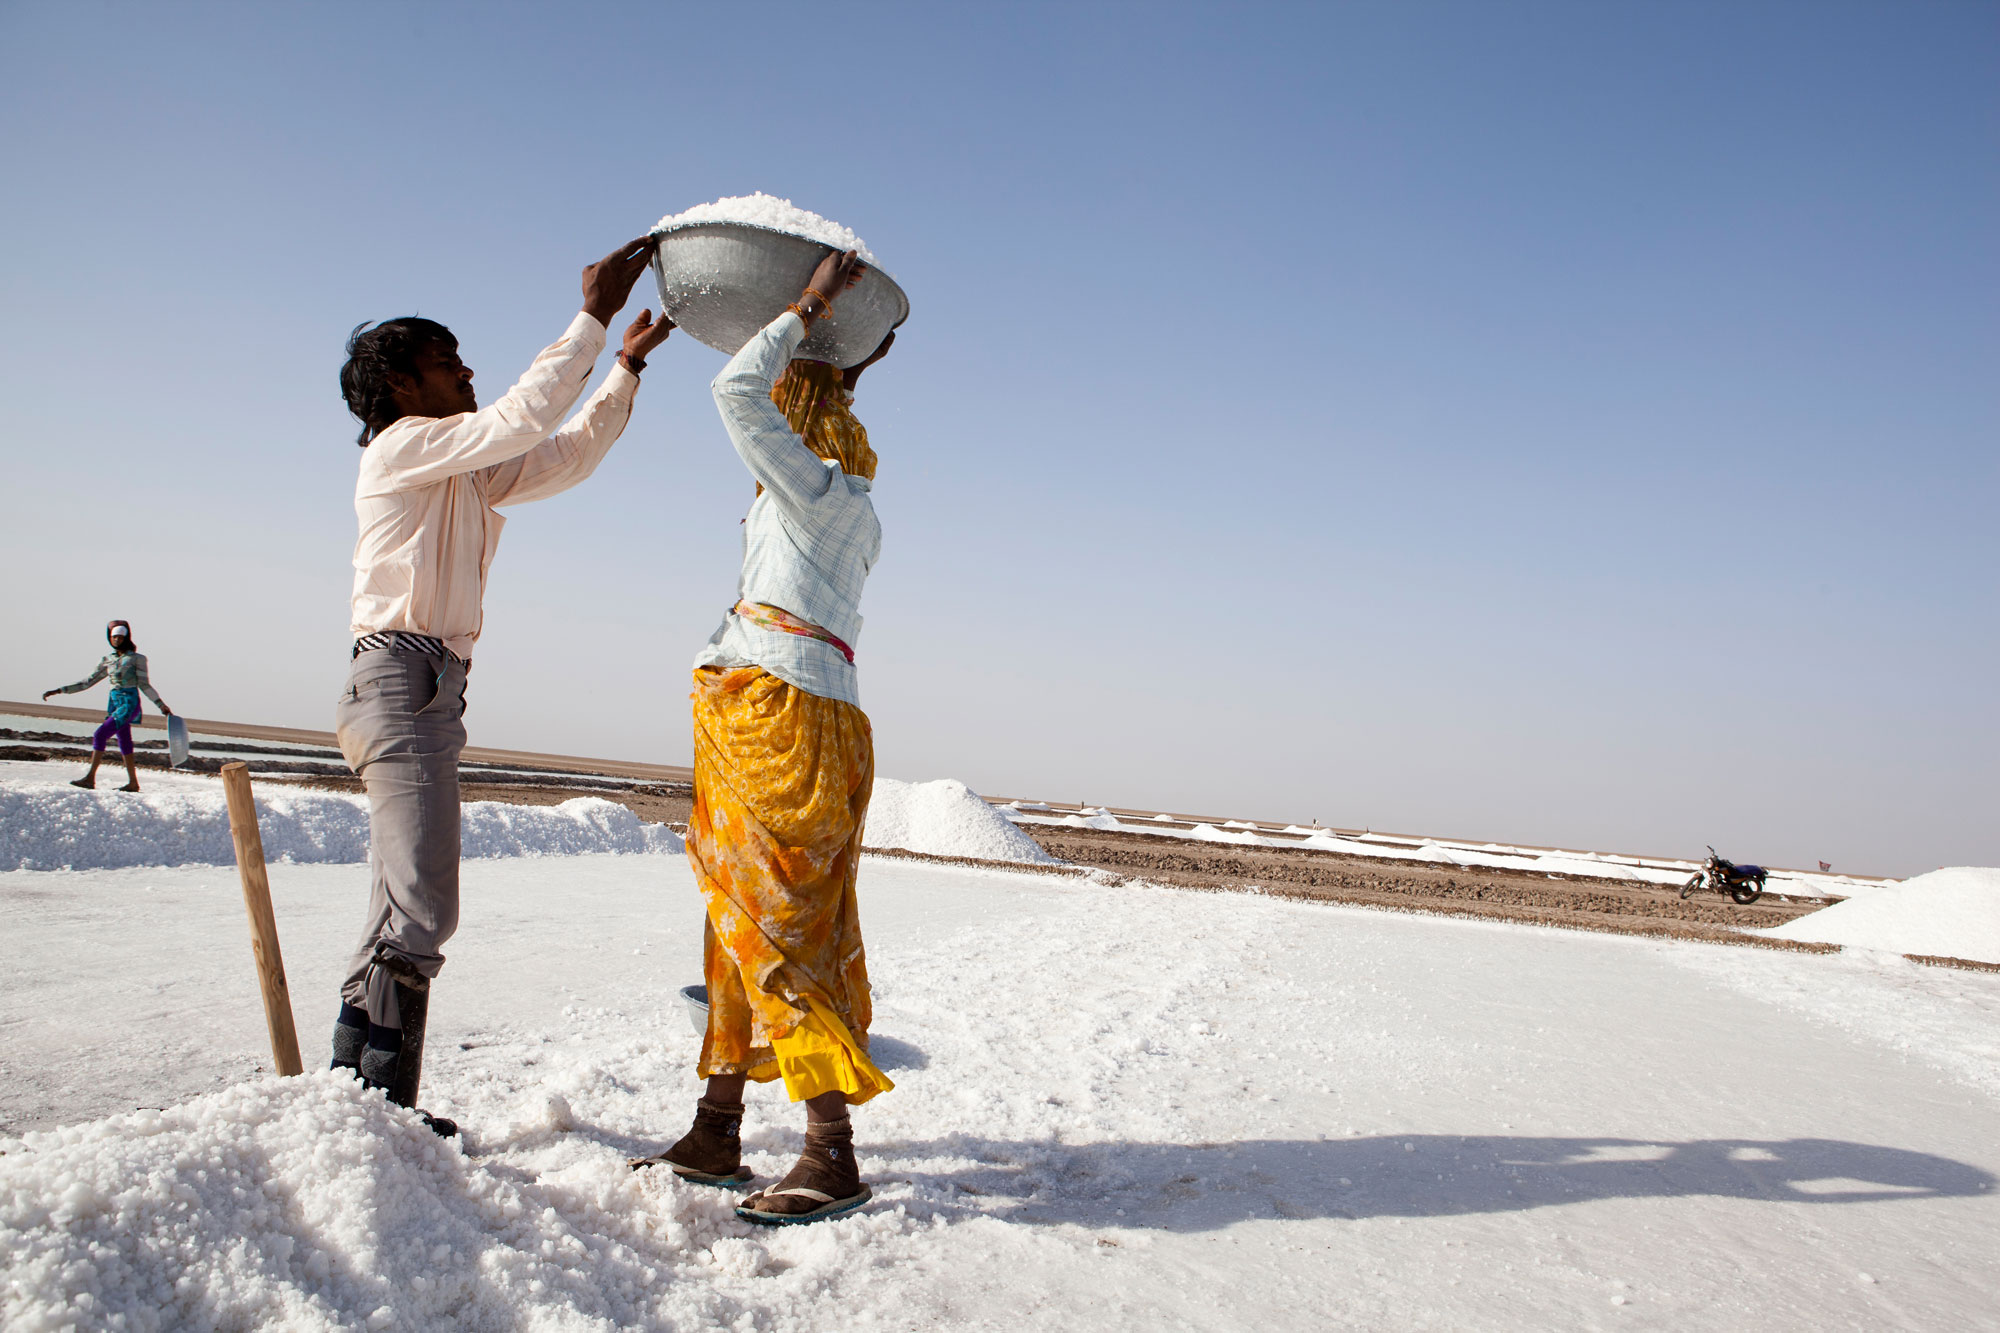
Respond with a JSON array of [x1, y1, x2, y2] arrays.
[[484, 362, 640, 506]]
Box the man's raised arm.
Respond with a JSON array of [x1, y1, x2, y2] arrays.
[[486, 308, 675, 506], [372, 237, 659, 489]]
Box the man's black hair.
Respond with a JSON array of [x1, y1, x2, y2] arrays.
[[340, 317, 458, 446]]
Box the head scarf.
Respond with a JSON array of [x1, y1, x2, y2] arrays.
[[771, 360, 877, 482], [106, 619, 134, 651]]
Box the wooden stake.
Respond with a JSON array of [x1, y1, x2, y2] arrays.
[[221, 762, 304, 1076]]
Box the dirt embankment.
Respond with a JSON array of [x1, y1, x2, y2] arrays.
[[1013, 824, 1835, 950]]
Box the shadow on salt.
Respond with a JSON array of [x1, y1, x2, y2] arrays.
[[880, 1133, 1995, 1231]]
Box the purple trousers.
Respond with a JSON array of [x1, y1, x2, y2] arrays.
[[92, 716, 134, 756]]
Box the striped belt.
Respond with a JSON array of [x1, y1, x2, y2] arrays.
[[732, 600, 854, 665], [352, 631, 471, 667]]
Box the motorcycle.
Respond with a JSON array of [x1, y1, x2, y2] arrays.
[[1680, 846, 1769, 905]]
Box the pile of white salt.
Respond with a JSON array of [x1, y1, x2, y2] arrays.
[[652, 192, 877, 264]]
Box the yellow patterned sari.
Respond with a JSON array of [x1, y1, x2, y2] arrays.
[[687, 664, 893, 1104]]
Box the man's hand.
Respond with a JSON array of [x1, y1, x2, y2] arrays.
[[582, 235, 661, 328], [621, 309, 674, 370], [804, 249, 866, 307]]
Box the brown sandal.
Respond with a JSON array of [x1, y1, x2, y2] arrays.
[[630, 1098, 752, 1187], [736, 1116, 871, 1226]]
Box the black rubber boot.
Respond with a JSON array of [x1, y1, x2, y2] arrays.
[[345, 982, 456, 1138], [384, 982, 457, 1138], [386, 982, 428, 1110]]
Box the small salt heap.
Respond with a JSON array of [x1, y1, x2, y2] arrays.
[[865, 777, 1055, 864]]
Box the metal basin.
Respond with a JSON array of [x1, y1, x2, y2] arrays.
[[650, 222, 909, 369]]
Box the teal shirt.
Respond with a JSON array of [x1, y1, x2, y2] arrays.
[[56, 652, 166, 721]]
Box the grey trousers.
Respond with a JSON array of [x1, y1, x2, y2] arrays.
[[334, 647, 468, 1029]]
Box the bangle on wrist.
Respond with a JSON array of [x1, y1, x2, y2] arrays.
[[619, 351, 646, 374], [802, 286, 835, 311]]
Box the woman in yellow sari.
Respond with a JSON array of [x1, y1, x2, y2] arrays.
[[633, 250, 896, 1226]]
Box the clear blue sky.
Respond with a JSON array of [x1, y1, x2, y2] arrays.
[[2, 2, 1992, 877]]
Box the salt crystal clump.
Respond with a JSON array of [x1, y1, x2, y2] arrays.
[[653, 192, 878, 265], [704, 1237, 769, 1278]]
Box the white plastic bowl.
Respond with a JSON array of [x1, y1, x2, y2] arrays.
[[679, 983, 709, 1038]]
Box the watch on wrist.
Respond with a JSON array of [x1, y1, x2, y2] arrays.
[[619, 351, 646, 374]]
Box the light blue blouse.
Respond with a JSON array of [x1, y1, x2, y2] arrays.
[[693, 312, 881, 708]]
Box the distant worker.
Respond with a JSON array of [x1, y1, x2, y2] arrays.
[[42, 619, 173, 792], [631, 249, 897, 1226], [330, 235, 673, 1137]]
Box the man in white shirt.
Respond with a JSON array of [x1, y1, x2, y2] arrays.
[[331, 235, 671, 1135]]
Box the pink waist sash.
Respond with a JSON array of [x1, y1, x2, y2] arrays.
[[733, 600, 855, 665]]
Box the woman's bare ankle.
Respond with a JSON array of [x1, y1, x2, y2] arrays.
[[704, 1073, 748, 1108], [803, 1090, 848, 1124]]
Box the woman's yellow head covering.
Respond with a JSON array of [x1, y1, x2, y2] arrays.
[[771, 360, 877, 481]]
